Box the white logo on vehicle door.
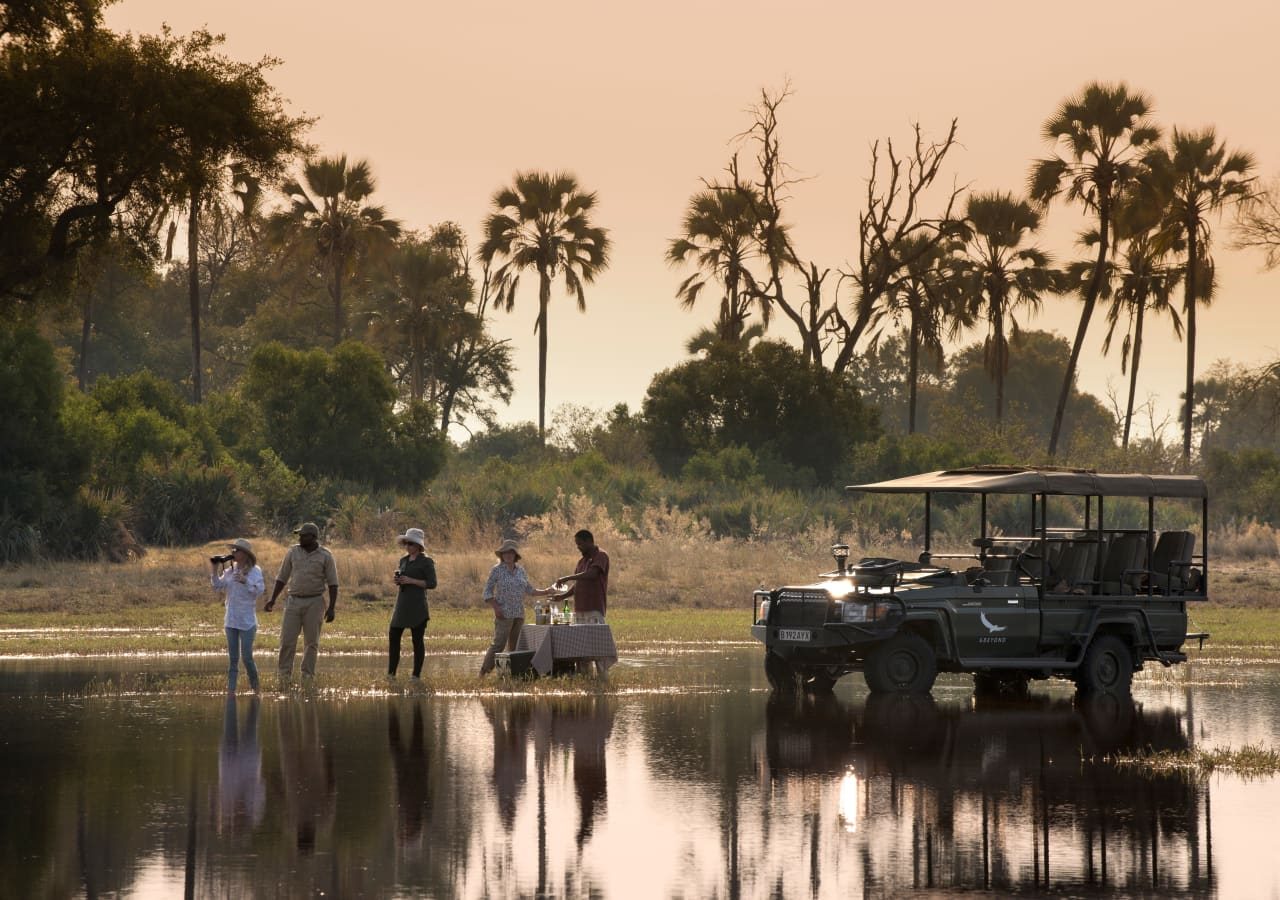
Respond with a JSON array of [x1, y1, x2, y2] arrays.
[[980, 612, 1007, 634]]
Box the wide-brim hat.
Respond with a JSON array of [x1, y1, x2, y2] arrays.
[[228, 538, 256, 564], [494, 539, 521, 561], [398, 527, 426, 549]]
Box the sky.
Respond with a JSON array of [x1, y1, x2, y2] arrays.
[[106, 0, 1280, 439]]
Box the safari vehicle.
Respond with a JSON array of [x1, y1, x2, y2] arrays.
[[751, 466, 1210, 696]]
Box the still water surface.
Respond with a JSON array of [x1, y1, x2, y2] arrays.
[[2, 649, 1279, 899]]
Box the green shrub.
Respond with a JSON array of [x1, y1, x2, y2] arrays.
[[133, 461, 245, 545]]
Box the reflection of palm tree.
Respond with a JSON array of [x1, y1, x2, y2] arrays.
[[269, 155, 402, 345], [1143, 128, 1255, 463], [956, 192, 1058, 425], [388, 699, 432, 845], [480, 171, 611, 442]]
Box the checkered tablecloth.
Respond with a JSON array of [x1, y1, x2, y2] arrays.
[[517, 624, 618, 676]]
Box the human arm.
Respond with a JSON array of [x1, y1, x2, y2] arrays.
[[264, 552, 292, 611], [326, 583, 338, 623]]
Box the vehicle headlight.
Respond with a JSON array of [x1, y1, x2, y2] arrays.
[[840, 601, 871, 623], [757, 600, 771, 623]]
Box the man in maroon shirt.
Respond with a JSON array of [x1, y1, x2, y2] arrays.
[[555, 529, 610, 624]]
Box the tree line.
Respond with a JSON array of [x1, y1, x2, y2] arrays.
[[4, 2, 1280, 561]]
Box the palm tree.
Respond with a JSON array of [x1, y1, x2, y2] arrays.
[[1089, 195, 1183, 448], [479, 171, 611, 442], [956, 192, 1058, 424], [882, 234, 969, 433], [1144, 128, 1255, 463], [270, 155, 402, 345], [1029, 82, 1160, 456], [667, 186, 770, 342]]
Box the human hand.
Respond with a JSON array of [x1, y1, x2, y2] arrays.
[[325, 605, 335, 623], [234, 571, 247, 584], [263, 598, 276, 612]]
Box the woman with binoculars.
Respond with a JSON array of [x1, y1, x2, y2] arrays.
[[210, 538, 265, 693]]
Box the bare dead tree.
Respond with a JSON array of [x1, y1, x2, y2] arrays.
[[828, 121, 965, 375], [1234, 175, 1280, 270]]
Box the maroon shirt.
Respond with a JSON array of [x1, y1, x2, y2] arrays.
[[572, 547, 610, 616]]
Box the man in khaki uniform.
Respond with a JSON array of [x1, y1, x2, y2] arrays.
[[265, 522, 339, 678]]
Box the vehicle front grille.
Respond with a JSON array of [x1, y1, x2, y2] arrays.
[[774, 589, 832, 627]]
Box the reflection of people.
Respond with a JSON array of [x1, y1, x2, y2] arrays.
[[216, 694, 265, 834], [553, 530, 610, 624], [479, 540, 555, 676], [265, 522, 339, 679], [210, 538, 264, 693], [276, 701, 336, 854], [544, 698, 614, 850], [484, 700, 532, 830], [389, 528, 436, 680], [388, 700, 432, 844]]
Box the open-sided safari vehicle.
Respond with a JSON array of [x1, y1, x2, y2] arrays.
[[751, 466, 1210, 697]]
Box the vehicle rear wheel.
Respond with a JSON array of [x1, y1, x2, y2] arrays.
[[764, 651, 797, 693], [1076, 634, 1134, 696], [864, 632, 937, 694]]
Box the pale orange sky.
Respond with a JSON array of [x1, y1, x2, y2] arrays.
[[107, 1, 1280, 439]]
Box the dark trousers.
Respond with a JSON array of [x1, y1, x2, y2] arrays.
[[389, 623, 427, 676]]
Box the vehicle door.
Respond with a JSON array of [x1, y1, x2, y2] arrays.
[[951, 584, 1041, 659]]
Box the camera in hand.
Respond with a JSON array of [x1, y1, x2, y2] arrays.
[[210, 553, 234, 564]]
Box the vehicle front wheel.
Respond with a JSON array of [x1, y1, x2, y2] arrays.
[[1076, 634, 1134, 696], [800, 668, 839, 695], [764, 651, 797, 693], [864, 632, 937, 694]]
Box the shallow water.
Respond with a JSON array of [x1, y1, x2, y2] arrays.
[[1, 649, 1278, 899]]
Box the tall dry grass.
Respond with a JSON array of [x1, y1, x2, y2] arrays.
[[4, 493, 1279, 613]]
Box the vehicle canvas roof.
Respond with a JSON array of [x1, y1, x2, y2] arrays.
[[846, 465, 1207, 499]]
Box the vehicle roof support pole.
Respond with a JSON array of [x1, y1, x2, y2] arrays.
[[1039, 493, 1047, 598], [1202, 496, 1209, 596], [925, 493, 932, 553], [1147, 496, 1155, 598], [1096, 495, 1105, 583], [981, 494, 987, 540]]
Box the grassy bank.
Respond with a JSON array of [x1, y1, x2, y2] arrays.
[[1, 540, 1277, 658]]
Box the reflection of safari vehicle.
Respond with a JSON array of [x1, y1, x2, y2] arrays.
[[751, 466, 1209, 696]]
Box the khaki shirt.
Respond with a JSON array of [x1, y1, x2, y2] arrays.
[[276, 545, 339, 598]]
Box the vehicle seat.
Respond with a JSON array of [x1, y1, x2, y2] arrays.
[[1095, 534, 1146, 595], [1132, 531, 1196, 593], [1050, 540, 1099, 593]]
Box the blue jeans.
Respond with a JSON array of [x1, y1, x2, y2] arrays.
[[225, 626, 259, 691]]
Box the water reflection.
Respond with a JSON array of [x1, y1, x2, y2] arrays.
[[216, 695, 264, 835], [2, 655, 1277, 898], [759, 691, 1212, 896]]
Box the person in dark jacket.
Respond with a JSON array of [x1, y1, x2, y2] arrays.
[[389, 527, 436, 680]]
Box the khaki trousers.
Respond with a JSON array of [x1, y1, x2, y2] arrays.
[[279, 594, 325, 676], [480, 616, 525, 675]]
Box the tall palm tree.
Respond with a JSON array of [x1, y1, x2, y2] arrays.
[[667, 186, 770, 342], [1143, 128, 1255, 463], [270, 155, 402, 345], [1029, 82, 1160, 456], [956, 192, 1058, 425], [479, 171, 611, 442], [882, 234, 969, 433], [1091, 195, 1183, 448]]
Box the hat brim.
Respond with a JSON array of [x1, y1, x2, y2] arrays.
[[495, 548, 521, 561]]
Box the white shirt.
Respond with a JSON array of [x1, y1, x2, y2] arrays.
[[213, 565, 264, 630]]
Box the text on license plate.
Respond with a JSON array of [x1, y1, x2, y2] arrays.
[[778, 629, 811, 642]]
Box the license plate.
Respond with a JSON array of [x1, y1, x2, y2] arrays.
[[778, 629, 811, 642]]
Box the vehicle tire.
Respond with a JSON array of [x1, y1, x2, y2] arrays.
[[864, 632, 937, 694], [800, 668, 838, 695], [764, 651, 797, 693], [972, 671, 1030, 698], [1076, 634, 1134, 696]]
